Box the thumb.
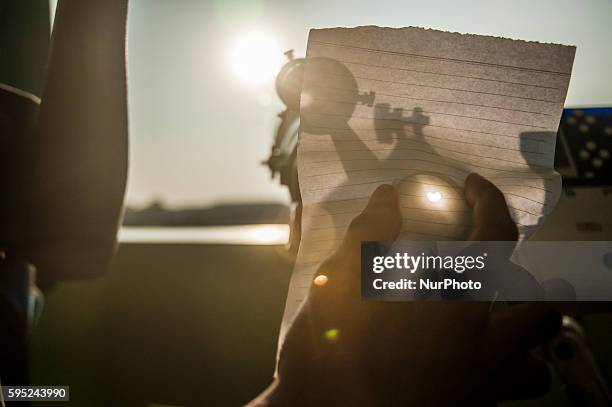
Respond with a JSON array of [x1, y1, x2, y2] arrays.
[[313, 184, 401, 296], [464, 173, 518, 241], [342, 184, 402, 250]]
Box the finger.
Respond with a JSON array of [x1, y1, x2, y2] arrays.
[[493, 356, 551, 401], [496, 262, 545, 301], [464, 173, 518, 241], [314, 184, 401, 285], [342, 184, 402, 250], [487, 303, 561, 361]]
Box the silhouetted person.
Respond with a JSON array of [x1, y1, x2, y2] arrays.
[[1, 0, 129, 288]]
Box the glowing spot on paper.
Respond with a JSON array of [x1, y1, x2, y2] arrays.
[[324, 328, 340, 342], [314, 275, 329, 286], [301, 92, 313, 107], [426, 190, 442, 203]]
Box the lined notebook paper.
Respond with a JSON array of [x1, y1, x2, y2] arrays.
[[279, 27, 575, 343]]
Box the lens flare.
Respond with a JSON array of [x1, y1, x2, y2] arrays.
[[314, 274, 329, 286], [324, 328, 340, 342]]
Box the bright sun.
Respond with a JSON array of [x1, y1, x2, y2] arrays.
[[230, 31, 282, 84]]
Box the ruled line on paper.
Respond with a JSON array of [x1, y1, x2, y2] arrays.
[[300, 161, 553, 177], [306, 98, 554, 128], [307, 46, 572, 91], [304, 74, 564, 104], [301, 134, 548, 155], [305, 111, 553, 140], [302, 129, 552, 151], [309, 40, 573, 75], [318, 58, 567, 90], [306, 86, 556, 116], [301, 146, 548, 167], [305, 183, 549, 206]]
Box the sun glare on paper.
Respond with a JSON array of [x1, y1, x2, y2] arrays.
[[230, 31, 282, 84], [426, 190, 442, 203]]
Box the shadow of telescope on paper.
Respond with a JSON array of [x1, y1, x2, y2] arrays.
[[374, 104, 429, 143], [298, 58, 575, 302], [301, 58, 461, 248], [299, 57, 378, 248], [373, 102, 475, 242], [301, 58, 465, 257]]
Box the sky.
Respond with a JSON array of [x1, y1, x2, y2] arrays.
[[120, 0, 612, 208]]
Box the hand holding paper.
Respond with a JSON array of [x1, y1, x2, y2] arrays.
[[265, 180, 560, 406]]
